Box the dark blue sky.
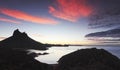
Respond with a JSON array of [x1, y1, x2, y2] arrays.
[[0, 0, 120, 45]]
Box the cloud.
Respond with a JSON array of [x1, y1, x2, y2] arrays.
[[49, 0, 92, 22], [0, 8, 58, 24], [87, 37, 120, 41], [85, 28, 120, 37], [0, 17, 20, 24], [85, 28, 120, 42], [100, 41, 120, 44], [88, 0, 120, 28]]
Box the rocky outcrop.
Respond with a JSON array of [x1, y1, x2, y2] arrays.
[[0, 48, 53, 70], [0, 29, 50, 50], [56, 48, 120, 70]]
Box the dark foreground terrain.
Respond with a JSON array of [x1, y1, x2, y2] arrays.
[[0, 48, 120, 70], [56, 48, 120, 70], [0, 48, 53, 70]]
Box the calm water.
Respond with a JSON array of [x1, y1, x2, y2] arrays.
[[31, 46, 120, 64]]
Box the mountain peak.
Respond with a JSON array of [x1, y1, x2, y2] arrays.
[[13, 29, 21, 35], [13, 29, 28, 37]]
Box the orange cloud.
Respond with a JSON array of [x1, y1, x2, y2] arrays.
[[0, 8, 58, 24], [49, 0, 92, 22], [0, 17, 20, 24]]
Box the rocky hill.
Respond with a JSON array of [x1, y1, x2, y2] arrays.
[[56, 48, 120, 70], [0, 29, 50, 50]]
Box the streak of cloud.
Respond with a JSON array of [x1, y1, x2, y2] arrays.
[[0, 8, 58, 24], [0, 17, 20, 24], [85, 28, 120, 38], [85, 28, 120, 43]]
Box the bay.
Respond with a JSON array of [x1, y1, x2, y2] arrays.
[[31, 46, 120, 64]]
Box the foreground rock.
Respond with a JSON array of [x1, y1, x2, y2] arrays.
[[0, 29, 50, 50], [56, 48, 120, 70], [0, 48, 53, 70]]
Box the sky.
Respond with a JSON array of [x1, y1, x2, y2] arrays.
[[0, 0, 120, 45]]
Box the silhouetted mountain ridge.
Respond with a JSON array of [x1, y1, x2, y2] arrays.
[[0, 29, 49, 50], [13, 29, 28, 39]]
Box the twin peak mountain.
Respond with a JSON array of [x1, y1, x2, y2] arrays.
[[0, 29, 50, 50]]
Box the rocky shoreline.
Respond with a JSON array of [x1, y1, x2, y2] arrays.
[[0, 48, 53, 70], [0, 48, 120, 70]]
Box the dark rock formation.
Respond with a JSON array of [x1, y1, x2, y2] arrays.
[[0, 48, 53, 70], [0, 29, 50, 50], [28, 52, 49, 57], [56, 48, 120, 70]]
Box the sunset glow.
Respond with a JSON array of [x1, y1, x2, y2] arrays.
[[0, 0, 120, 45]]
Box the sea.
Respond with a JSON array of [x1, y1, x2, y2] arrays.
[[30, 46, 120, 64]]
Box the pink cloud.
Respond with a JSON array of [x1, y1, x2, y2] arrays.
[[0, 8, 58, 24], [0, 17, 20, 24], [49, 0, 93, 22]]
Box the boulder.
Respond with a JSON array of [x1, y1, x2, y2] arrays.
[[56, 48, 120, 70]]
